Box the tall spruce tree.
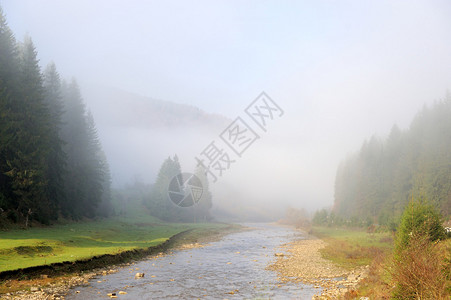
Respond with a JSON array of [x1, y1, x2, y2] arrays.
[[42, 62, 66, 221], [0, 6, 20, 219], [5, 36, 53, 225], [60, 80, 88, 218], [194, 164, 212, 222], [85, 111, 109, 217], [60, 80, 110, 219], [95, 149, 113, 217], [0, 6, 111, 224], [147, 155, 183, 221]]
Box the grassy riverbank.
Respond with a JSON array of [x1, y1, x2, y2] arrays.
[[0, 214, 236, 274], [0, 214, 241, 297], [309, 226, 395, 298], [310, 226, 451, 298], [310, 226, 394, 269]]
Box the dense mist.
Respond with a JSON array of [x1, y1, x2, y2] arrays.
[[2, 0, 451, 220]]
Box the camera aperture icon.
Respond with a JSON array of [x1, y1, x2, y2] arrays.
[[168, 172, 203, 207]]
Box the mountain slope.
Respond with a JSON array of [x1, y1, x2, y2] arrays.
[[81, 84, 230, 186], [333, 96, 451, 223]]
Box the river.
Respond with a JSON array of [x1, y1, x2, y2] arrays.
[[66, 223, 318, 299]]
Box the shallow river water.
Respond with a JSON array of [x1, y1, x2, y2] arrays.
[[66, 223, 317, 299]]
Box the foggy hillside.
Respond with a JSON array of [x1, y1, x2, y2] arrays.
[[333, 97, 451, 223], [82, 85, 230, 186], [81, 86, 290, 221], [83, 85, 230, 129], [2, 1, 451, 223], [1, 2, 451, 298]]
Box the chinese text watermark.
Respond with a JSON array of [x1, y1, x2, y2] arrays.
[[196, 92, 283, 183]]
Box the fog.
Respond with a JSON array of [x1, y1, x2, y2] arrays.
[[3, 0, 451, 219]]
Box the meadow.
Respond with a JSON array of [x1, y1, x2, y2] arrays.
[[311, 226, 394, 269], [311, 226, 451, 298], [0, 214, 230, 273]]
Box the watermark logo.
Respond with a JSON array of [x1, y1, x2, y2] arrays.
[[196, 91, 283, 183], [245, 92, 284, 132], [168, 172, 203, 207], [167, 92, 283, 207], [219, 117, 259, 157]]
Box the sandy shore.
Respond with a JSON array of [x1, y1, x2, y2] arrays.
[[267, 236, 369, 299]]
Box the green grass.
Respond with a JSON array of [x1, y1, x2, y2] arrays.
[[0, 213, 230, 273], [310, 226, 451, 299], [311, 226, 394, 269]]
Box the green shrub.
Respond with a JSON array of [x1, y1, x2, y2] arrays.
[[395, 198, 445, 254], [312, 209, 328, 225], [391, 198, 450, 299]]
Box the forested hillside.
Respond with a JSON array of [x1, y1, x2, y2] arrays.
[[0, 8, 111, 226], [84, 85, 230, 130], [334, 96, 451, 225], [82, 84, 231, 186]]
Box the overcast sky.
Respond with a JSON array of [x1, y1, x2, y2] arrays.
[[2, 0, 451, 212]]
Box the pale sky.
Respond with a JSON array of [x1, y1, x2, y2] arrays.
[[2, 0, 451, 213]]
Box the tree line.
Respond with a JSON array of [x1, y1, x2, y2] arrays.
[[0, 7, 111, 226], [111, 155, 213, 223], [333, 95, 451, 226], [145, 155, 212, 222]]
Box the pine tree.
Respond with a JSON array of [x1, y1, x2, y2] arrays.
[[0, 6, 111, 223], [0, 6, 20, 220], [42, 62, 66, 221], [194, 164, 212, 222], [84, 111, 109, 217], [95, 150, 113, 217], [60, 80, 110, 219], [147, 155, 183, 221], [5, 36, 53, 225], [0, 6, 19, 94], [60, 79, 90, 219]]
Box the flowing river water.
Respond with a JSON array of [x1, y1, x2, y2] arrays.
[[66, 223, 318, 299]]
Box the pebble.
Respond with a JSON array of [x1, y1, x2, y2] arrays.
[[268, 238, 370, 299], [2, 268, 119, 300]]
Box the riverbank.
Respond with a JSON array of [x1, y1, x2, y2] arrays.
[[0, 215, 189, 274], [0, 216, 243, 298], [48, 223, 319, 299], [268, 226, 393, 299]]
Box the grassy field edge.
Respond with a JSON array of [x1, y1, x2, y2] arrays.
[[309, 226, 394, 270], [0, 228, 189, 282], [0, 218, 242, 283], [308, 225, 451, 298]]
